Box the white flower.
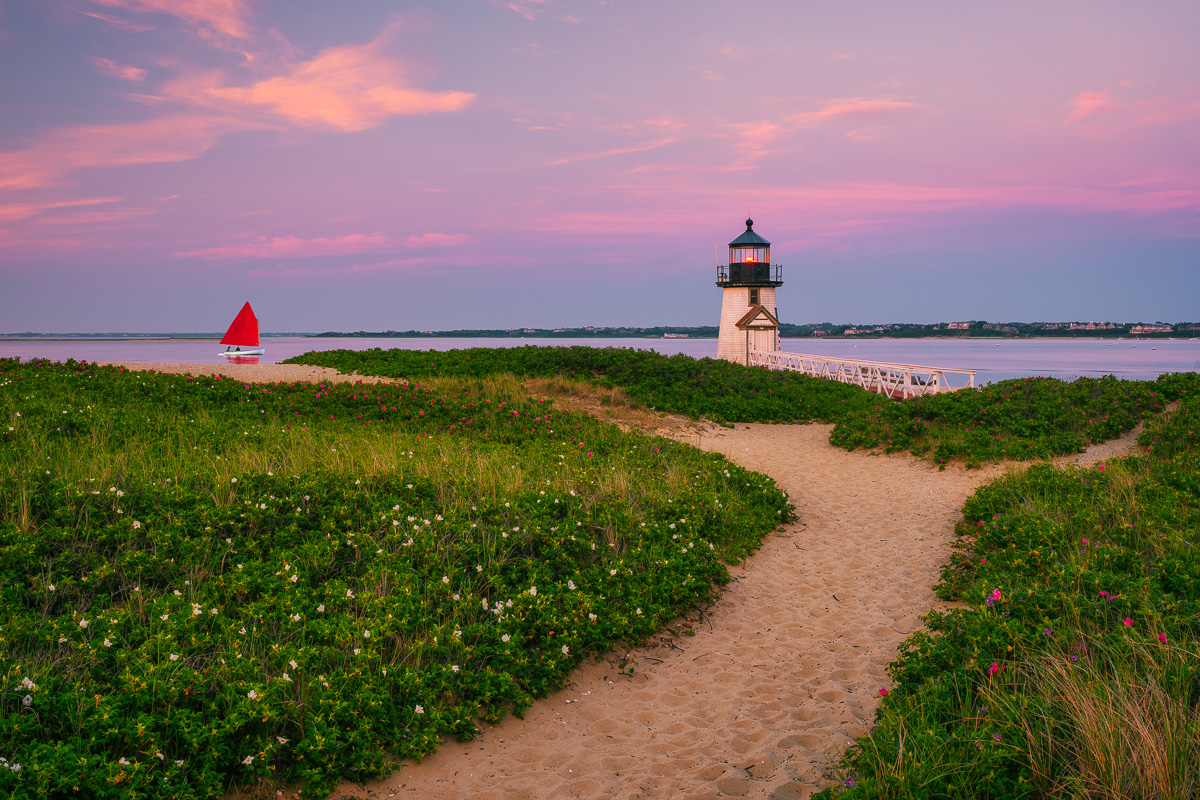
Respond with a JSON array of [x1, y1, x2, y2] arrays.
[[451, 665, 460, 672], [79, 618, 88, 628], [276, 737, 289, 744], [48, 584, 55, 591], [21, 695, 32, 707], [610, 569, 617, 576], [588, 613, 597, 621], [132, 520, 141, 529], [173, 590, 182, 596], [290, 574, 298, 583], [529, 587, 537, 597], [242, 755, 254, 765], [161, 614, 170, 621], [289, 659, 298, 669], [454, 630, 462, 637], [441, 576, 450, 584], [567, 580, 576, 590], [119, 757, 129, 765], [116, 490, 124, 497], [393, 505, 400, 511], [501, 634, 510, 642], [103, 638, 112, 647], [476, 565, 483, 572], [317, 605, 325, 612], [283, 673, 292, 682], [353, 648, 361, 655], [193, 607, 202, 616], [231, 478, 237, 483], [292, 614, 301, 622], [239, 627, 247, 634], [414, 705, 424, 714], [346, 589, 355, 598], [562, 645, 570, 655], [481, 599, 488, 609], [363, 630, 370, 638], [247, 690, 258, 699], [169, 654, 179, 661], [636, 608, 643, 615], [155, 751, 164, 760]]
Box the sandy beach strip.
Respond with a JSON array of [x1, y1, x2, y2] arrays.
[[97, 362, 392, 384]]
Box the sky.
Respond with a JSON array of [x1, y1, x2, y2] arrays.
[[1, 0, 1198, 333]]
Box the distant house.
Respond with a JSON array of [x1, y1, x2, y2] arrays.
[[1130, 324, 1172, 334], [946, 322, 970, 330]]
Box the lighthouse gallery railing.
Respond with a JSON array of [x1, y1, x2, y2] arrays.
[[748, 351, 976, 399]]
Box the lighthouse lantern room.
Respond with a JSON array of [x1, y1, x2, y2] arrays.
[[716, 218, 783, 364]]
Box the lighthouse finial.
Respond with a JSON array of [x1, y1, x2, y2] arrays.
[[745, 217, 753, 229]]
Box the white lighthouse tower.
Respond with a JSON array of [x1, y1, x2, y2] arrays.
[[716, 218, 782, 365]]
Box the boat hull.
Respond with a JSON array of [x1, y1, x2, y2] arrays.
[[219, 349, 265, 356]]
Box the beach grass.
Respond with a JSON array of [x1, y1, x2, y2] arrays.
[[0, 358, 792, 799], [285, 346, 1189, 466], [816, 382, 1200, 799]]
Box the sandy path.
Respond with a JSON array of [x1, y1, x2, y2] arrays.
[[325, 425, 1006, 800]]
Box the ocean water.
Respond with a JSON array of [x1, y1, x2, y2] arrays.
[[1, 336, 1197, 386]]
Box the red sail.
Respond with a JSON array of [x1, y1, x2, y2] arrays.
[[220, 302, 260, 346]]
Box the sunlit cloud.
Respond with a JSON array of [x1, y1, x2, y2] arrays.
[[549, 138, 679, 166], [406, 232, 468, 248], [172, 36, 475, 131], [92, 57, 148, 82], [1065, 90, 1119, 124], [492, 0, 554, 22], [0, 115, 262, 191], [89, 0, 254, 40], [78, 10, 156, 33], [785, 98, 922, 128], [0, 196, 121, 223], [176, 233, 394, 259]]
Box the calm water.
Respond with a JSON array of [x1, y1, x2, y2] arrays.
[[2, 336, 1197, 386]]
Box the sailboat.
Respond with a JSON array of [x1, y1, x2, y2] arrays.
[[218, 302, 265, 357]]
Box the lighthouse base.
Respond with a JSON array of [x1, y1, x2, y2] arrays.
[[717, 286, 778, 365]]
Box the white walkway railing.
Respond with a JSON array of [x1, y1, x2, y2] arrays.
[[748, 351, 975, 399]]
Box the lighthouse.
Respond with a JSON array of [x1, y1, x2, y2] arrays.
[[716, 218, 783, 365]]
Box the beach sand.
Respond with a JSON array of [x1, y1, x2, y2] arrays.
[[111, 364, 1140, 799]]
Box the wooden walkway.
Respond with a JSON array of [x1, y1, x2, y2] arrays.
[[748, 351, 976, 399]]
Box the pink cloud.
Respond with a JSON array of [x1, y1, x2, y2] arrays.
[[549, 138, 679, 166], [0, 115, 263, 191], [175, 35, 475, 131], [492, 0, 554, 22], [786, 98, 922, 128], [92, 57, 148, 82], [78, 10, 156, 33], [176, 233, 394, 259], [0, 196, 121, 223], [1065, 90, 1119, 123], [406, 232, 468, 248], [88, 0, 253, 39]]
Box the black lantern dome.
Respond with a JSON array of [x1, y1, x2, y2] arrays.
[[716, 218, 782, 287]]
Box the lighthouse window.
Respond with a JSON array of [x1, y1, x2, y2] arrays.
[[749, 288, 760, 305]]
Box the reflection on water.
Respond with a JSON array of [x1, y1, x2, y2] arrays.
[[222, 355, 261, 365], [1, 336, 1197, 385]]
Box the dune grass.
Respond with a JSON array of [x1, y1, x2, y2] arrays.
[[816, 382, 1200, 799], [0, 359, 792, 799]]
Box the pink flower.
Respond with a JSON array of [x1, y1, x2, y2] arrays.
[[988, 663, 1000, 675], [1100, 591, 1108, 597], [1123, 618, 1133, 627], [1081, 538, 1088, 544], [1158, 633, 1168, 643], [991, 589, 1002, 601], [878, 687, 888, 697]]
